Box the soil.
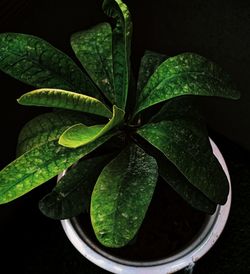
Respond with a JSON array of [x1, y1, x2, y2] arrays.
[[73, 178, 206, 262]]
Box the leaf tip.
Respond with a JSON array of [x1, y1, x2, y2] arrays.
[[16, 96, 22, 104]]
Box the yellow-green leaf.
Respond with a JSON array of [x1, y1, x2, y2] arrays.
[[17, 88, 112, 118], [59, 105, 124, 148]]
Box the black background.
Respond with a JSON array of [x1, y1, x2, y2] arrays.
[[0, 0, 249, 273]]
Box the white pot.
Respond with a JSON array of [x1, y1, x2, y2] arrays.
[[61, 139, 231, 274]]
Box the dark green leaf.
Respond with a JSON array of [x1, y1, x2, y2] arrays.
[[16, 111, 93, 156], [137, 50, 166, 97], [145, 142, 217, 213], [136, 52, 240, 114], [39, 154, 113, 219], [137, 134, 216, 213], [138, 119, 229, 204], [59, 105, 124, 148], [91, 143, 158, 247], [71, 23, 115, 103], [0, 133, 114, 204], [18, 88, 112, 118], [150, 96, 202, 123], [158, 155, 217, 214], [0, 33, 101, 97], [102, 0, 132, 109]]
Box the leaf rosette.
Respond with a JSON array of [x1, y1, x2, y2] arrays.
[[0, 0, 240, 248]]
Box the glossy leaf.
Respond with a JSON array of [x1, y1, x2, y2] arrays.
[[138, 120, 229, 204], [136, 52, 240, 114], [17, 88, 112, 118], [103, 0, 132, 109], [71, 23, 115, 103], [150, 96, 202, 123], [0, 133, 114, 204], [39, 155, 113, 219], [59, 105, 124, 148], [17, 111, 93, 156], [137, 50, 166, 97], [91, 143, 158, 247], [151, 147, 216, 213], [137, 134, 216, 213], [158, 156, 217, 214], [0, 33, 100, 97]]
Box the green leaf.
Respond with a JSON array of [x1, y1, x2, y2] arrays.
[[150, 96, 202, 123], [158, 156, 217, 214], [137, 119, 229, 204], [0, 33, 101, 97], [137, 50, 166, 97], [17, 88, 112, 118], [71, 23, 115, 103], [0, 133, 114, 204], [136, 134, 216, 213], [59, 105, 124, 148], [136, 52, 240, 114], [17, 111, 93, 156], [144, 143, 217, 213], [59, 125, 104, 148], [103, 0, 132, 109], [39, 154, 113, 219], [91, 143, 158, 248]]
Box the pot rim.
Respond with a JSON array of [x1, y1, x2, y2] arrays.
[[61, 138, 231, 274]]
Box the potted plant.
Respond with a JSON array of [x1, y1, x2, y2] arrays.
[[0, 0, 239, 273]]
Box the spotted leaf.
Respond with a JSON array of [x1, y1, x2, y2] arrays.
[[71, 23, 115, 104], [0, 33, 101, 97], [0, 133, 114, 204], [91, 143, 158, 247], [17, 111, 93, 156], [137, 50, 166, 97], [103, 0, 132, 109], [136, 52, 240, 114], [138, 119, 229, 204], [39, 154, 113, 219]]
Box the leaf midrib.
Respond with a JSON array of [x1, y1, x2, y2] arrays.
[[110, 152, 132, 244], [0, 150, 54, 195]]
